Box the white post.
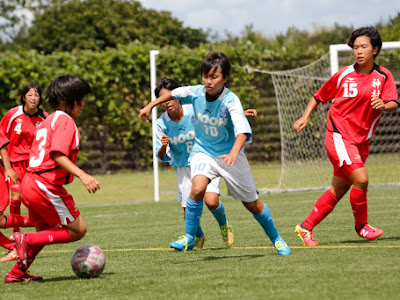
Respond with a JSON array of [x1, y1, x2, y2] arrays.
[[329, 41, 400, 76], [150, 50, 160, 202]]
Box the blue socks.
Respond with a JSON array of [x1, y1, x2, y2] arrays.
[[196, 225, 204, 238], [209, 200, 227, 227], [253, 204, 279, 243], [185, 197, 204, 240]]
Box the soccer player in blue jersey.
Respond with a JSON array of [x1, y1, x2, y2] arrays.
[[155, 78, 233, 249], [140, 52, 290, 255]]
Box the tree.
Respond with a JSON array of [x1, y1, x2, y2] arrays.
[[0, 0, 46, 42], [22, 0, 208, 53]]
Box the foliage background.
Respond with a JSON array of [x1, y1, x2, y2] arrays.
[[0, 0, 399, 173]]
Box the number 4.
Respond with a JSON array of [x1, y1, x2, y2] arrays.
[[14, 123, 22, 135]]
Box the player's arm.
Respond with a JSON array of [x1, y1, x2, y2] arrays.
[[51, 151, 100, 194], [219, 133, 247, 166], [157, 134, 171, 160], [0, 146, 17, 184], [293, 97, 319, 133], [371, 98, 398, 112], [244, 109, 257, 117], [139, 91, 174, 122]]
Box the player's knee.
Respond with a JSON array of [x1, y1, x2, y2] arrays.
[[353, 177, 368, 191], [242, 200, 263, 214], [190, 187, 205, 201]]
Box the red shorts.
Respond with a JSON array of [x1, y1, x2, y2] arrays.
[[21, 173, 80, 229], [325, 131, 369, 180], [0, 165, 10, 212], [10, 160, 29, 193]]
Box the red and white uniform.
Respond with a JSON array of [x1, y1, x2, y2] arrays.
[[314, 64, 398, 177], [0, 105, 48, 191], [315, 64, 398, 143], [0, 131, 10, 211], [22, 110, 81, 228]]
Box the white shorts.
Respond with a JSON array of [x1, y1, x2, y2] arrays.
[[176, 166, 220, 208], [190, 150, 258, 202]]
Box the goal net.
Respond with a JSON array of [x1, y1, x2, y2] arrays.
[[150, 43, 400, 201], [268, 42, 400, 193]]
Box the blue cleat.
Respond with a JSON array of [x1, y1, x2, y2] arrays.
[[274, 237, 291, 255], [170, 236, 195, 251]]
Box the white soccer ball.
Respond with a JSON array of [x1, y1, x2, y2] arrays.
[[71, 244, 106, 278]]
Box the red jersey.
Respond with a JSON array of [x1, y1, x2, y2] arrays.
[[314, 64, 398, 144], [27, 110, 80, 186], [0, 105, 48, 163], [0, 130, 9, 150]]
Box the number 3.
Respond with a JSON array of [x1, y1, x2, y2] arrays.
[[29, 128, 47, 167]]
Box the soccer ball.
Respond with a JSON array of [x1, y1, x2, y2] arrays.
[[71, 244, 106, 278]]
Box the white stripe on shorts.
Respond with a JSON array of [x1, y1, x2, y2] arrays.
[[332, 132, 352, 167], [35, 180, 75, 225]]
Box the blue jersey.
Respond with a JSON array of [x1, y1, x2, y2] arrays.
[[155, 104, 196, 167], [171, 85, 252, 157]]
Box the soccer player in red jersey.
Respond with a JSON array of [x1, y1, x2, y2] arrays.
[[293, 26, 398, 246], [4, 75, 100, 283], [0, 131, 34, 262], [0, 83, 48, 236]]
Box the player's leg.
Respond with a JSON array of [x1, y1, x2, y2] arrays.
[[9, 191, 22, 234], [9, 161, 28, 234], [221, 150, 290, 255], [296, 175, 351, 246], [170, 174, 209, 251], [348, 167, 382, 239], [204, 177, 234, 246], [176, 166, 206, 250], [242, 199, 290, 255]]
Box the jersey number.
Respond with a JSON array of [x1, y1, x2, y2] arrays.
[[342, 82, 358, 97], [203, 125, 218, 137], [29, 128, 47, 167], [14, 123, 22, 135]]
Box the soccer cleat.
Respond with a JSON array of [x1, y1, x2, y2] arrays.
[[295, 223, 318, 246], [13, 232, 30, 271], [0, 248, 17, 262], [220, 223, 234, 247], [356, 223, 383, 240], [274, 237, 291, 255], [170, 236, 195, 251], [4, 271, 43, 283], [194, 235, 206, 250]]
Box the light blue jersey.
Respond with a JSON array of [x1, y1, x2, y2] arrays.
[[155, 104, 196, 167], [171, 85, 252, 157]]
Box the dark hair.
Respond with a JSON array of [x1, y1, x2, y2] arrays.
[[154, 78, 180, 97], [46, 74, 91, 110], [15, 83, 42, 106], [347, 26, 382, 58], [200, 51, 231, 78]]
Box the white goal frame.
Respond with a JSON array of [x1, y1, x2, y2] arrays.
[[329, 41, 400, 75]]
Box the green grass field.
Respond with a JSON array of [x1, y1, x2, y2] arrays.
[[1, 169, 400, 299]]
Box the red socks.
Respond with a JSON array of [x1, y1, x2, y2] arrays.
[[9, 198, 22, 231], [26, 227, 71, 248], [303, 189, 339, 230], [5, 214, 31, 228], [9, 198, 21, 215], [350, 188, 368, 230]]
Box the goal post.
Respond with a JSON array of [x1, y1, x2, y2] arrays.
[[330, 41, 400, 75]]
